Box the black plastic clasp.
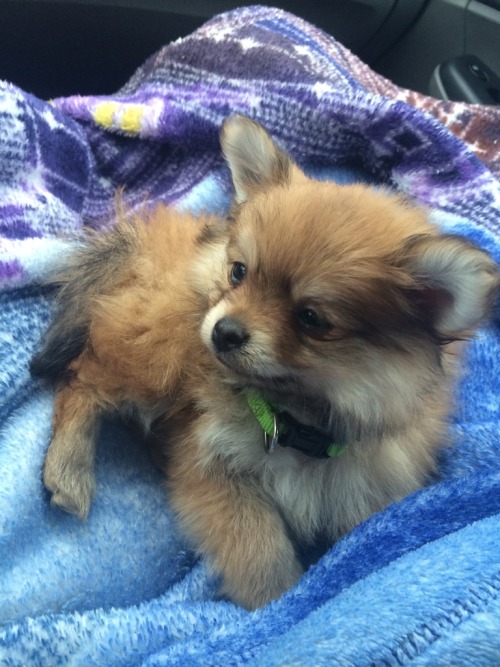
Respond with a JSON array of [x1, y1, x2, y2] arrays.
[[277, 411, 333, 459]]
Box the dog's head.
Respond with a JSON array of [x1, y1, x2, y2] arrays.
[[201, 115, 499, 438]]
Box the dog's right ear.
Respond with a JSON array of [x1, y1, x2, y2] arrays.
[[220, 115, 294, 204]]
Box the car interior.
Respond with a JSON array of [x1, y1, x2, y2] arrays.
[[1, 0, 499, 104], [1, 2, 499, 662]]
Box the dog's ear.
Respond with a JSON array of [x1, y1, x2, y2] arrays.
[[400, 234, 499, 337], [220, 115, 293, 204]]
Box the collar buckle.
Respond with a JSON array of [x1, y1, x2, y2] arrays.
[[278, 411, 336, 459]]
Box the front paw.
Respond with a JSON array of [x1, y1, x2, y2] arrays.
[[220, 535, 303, 610], [43, 436, 95, 520]]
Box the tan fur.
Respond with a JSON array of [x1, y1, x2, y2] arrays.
[[33, 115, 499, 610]]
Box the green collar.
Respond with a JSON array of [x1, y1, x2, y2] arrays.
[[246, 390, 347, 458]]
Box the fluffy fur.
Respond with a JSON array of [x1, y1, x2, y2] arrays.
[[32, 115, 499, 610]]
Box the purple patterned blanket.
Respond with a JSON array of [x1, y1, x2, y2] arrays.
[[1, 6, 499, 665]]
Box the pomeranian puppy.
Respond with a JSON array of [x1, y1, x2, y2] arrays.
[[32, 115, 499, 609]]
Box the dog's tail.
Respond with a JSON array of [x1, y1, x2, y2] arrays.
[[31, 216, 141, 383]]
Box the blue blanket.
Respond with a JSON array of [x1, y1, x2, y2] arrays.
[[1, 6, 499, 665]]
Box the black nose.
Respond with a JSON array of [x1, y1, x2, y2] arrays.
[[212, 317, 249, 353]]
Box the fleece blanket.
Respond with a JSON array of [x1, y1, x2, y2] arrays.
[[1, 6, 500, 665]]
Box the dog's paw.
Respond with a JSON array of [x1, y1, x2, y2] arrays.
[[43, 436, 96, 520], [44, 467, 95, 520], [221, 535, 303, 610]]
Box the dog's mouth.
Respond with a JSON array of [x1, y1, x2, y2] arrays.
[[213, 351, 295, 389]]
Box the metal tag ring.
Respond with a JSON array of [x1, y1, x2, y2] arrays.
[[264, 414, 279, 454]]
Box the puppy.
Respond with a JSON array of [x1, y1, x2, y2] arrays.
[[32, 115, 499, 610]]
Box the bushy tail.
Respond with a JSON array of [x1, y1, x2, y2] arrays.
[[31, 218, 141, 383]]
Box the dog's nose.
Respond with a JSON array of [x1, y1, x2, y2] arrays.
[[212, 317, 249, 353]]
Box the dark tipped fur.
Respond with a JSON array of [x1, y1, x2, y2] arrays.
[[196, 220, 230, 246], [31, 218, 140, 383]]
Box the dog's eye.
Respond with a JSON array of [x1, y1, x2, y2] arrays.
[[296, 307, 332, 339], [230, 262, 247, 286]]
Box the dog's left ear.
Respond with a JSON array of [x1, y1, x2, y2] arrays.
[[221, 115, 294, 204], [400, 234, 499, 337]]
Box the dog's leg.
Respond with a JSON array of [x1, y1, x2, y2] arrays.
[[169, 460, 303, 610], [44, 384, 102, 519]]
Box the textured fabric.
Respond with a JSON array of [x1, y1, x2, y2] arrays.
[[0, 6, 499, 666]]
